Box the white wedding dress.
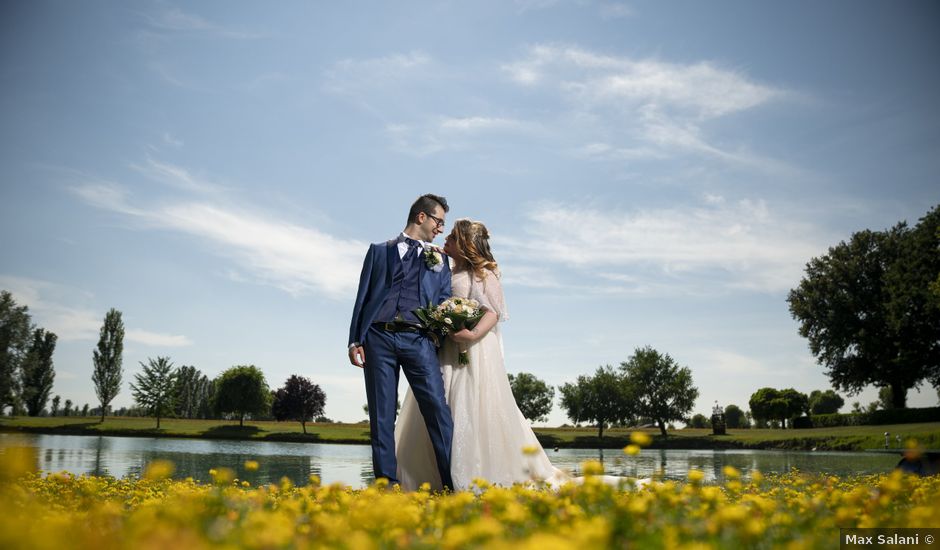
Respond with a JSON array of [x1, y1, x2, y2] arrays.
[[395, 268, 577, 491]]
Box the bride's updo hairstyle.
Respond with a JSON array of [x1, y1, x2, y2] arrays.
[[450, 219, 499, 280]]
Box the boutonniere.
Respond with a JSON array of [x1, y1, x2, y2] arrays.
[[423, 245, 444, 272]]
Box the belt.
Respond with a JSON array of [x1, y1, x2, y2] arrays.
[[374, 321, 424, 333]]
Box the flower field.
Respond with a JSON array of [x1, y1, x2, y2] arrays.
[[0, 445, 938, 549]]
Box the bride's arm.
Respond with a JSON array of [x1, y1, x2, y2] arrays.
[[449, 310, 498, 344]]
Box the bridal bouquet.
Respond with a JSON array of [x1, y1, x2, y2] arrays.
[[414, 297, 484, 365]]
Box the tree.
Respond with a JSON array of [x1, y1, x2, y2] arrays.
[[21, 328, 57, 416], [558, 365, 633, 439], [92, 308, 124, 422], [130, 356, 179, 429], [63, 399, 72, 416], [688, 413, 709, 429], [0, 290, 33, 414], [173, 365, 213, 419], [81, 403, 89, 417], [51, 395, 60, 416], [877, 387, 895, 410], [749, 387, 808, 428], [272, 375, 326, 434], [213, 365, 270, 427], [724, 404, 746, 428], [620, 346, 699, 437], [808, 390, 845, 415], [788, 206, 940, 409], [507, 372, 555, 423]]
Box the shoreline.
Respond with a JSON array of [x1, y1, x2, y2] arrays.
[[4, 420, 937, 452]]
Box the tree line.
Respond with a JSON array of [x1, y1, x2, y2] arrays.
[[0, 302, 328, 431]]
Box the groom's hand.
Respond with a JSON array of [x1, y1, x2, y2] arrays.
[[349, 345, 366, 368]]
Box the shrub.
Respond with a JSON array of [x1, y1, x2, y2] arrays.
[[791, 416, 813, 429], [867, 407, 940, 425]]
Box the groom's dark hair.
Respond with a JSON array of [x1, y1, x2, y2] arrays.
[[408, 193, 449, 224]]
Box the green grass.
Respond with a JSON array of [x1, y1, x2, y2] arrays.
[[0, 416, 371, 444], [2, 416, 938, 451]]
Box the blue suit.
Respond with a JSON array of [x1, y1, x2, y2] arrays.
[[348, 237, 454, 489]]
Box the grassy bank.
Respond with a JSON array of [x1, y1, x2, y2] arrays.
[[2, 416, 939, 451]]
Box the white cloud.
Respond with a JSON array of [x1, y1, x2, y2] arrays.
[[323, 51, 432, 96], [0, 276, 192, 345], [502, 44, 786, 168], [507, 197, 831, 293], [513, 0, 564, 14], [71, 163, 366, 299], [598, 2, 633, 19], [69, 182, 142, 217], [125, 329, 193, 347], [162, 133, 184, 148], [143, 7, 264, 39], [131, 157, 225, 194], [505, 45, 778, 118], [159, 202, 364, 297], [439, 116, 522, 132], [386, 116, 528, 157], [694, 349, 774, 376]]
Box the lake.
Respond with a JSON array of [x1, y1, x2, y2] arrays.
[[0, 433, 901, 487]]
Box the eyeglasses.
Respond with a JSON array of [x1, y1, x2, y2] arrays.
[[424, 212, 445, 228]]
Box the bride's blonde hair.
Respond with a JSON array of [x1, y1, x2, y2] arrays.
[[450, 219, 499, 280]]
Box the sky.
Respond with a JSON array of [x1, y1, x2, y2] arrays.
[[1, 0, 938, 426]]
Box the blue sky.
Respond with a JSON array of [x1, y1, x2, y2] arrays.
[[2, 1, 938, 425]]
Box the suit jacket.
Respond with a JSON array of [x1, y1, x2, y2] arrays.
[[348, 238, 452, 347]]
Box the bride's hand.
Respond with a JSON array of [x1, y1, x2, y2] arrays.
[[449, 328, 476, 344]]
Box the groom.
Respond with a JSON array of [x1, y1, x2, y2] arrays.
[[348, 193, 455, 490]]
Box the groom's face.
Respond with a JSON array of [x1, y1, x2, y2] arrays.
[[418, 205, 446, 242]]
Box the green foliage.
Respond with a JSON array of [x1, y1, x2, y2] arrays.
[[558, 365, 632, 439], [749, 388, 809, 428], [507, 372, 555, 423], [808, 412, 868, 428], [621, 346, 698, 437], [51, 395, 60, 416], [0, 290, 33, 413], [868, 406, 940, 425], [688, 414, 709, 429], [272, 375, 326, 434], [213, 365, 271, 427], [808, 406, 940, 427], [130, 356, 179, 429], [21, 328, 57, 417], [790, 416, 813, 429], [173, 366, 214, 419], [808, 389, 844, 415], [877, 387, 895, 411], [723, 404, 746, 428], [92, 309, 124, 421], [788, 205, 940, 408]]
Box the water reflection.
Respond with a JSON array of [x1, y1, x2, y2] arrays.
[[1, 433, 899, 488]]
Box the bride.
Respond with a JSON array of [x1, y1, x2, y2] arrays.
[[395, 219, 580, 491]]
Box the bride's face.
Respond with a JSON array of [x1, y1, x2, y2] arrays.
[[443, 232, 458, 258]]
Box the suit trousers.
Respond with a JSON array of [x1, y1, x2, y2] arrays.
[[362, 325, 454, 489]]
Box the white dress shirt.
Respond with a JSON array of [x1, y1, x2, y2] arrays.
[[398, 232, 426, 259]]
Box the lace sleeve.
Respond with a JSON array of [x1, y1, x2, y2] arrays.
[[470, 270, 509, 322]]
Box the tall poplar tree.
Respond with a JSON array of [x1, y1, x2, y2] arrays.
[[22, 328, 57, 416], [92, 308, 124, 422], [0, 290, 32, 414]]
